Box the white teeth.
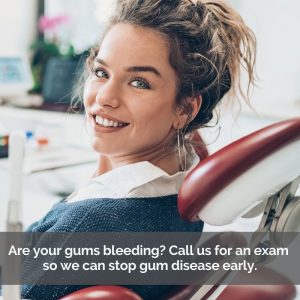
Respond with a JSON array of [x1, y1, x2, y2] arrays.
[[103, 119, 109, 126], [95, 116, 102, 124], [95, 115, 126, 128]]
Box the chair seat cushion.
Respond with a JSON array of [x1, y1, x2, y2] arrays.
[[60, 286, 142, 300], [218, 267, 296, 300], [218, 284, 296, 300]]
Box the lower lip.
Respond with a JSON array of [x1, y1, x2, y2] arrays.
[[90, 116, 129, 133]]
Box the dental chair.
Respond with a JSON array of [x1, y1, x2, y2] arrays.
[[9, 118, 300, 300]]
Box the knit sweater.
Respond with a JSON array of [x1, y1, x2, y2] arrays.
[[22, 196, 203, 300]]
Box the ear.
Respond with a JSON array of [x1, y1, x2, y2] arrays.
[[173, 95, 202, 129]]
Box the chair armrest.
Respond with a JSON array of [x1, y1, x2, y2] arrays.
[[60, 286, 142, 300]]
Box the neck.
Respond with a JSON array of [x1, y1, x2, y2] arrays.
[[94, 147, 180, 177]]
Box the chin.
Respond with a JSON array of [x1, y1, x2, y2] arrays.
[[89, 138, 121, 156], [90, 140, 107, 154]]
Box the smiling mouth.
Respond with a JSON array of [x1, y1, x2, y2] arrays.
[[93, 115, 129, 128]]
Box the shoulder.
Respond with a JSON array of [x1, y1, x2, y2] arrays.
[[27, 195, 188, 232]]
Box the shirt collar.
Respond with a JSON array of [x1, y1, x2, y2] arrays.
[[92, 161, 182, 197]]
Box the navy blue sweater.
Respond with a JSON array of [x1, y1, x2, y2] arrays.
[[21, 195, 203, 300]]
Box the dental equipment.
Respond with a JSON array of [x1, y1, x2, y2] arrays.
[[2, 131, 26, 300]]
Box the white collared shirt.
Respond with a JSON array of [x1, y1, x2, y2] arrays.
[[66, 161, 191, 202]]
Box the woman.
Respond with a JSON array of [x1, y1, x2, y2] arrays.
[[23, 0, 256, 299]]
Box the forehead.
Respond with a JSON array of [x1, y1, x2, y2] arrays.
[[97, 23, 171, 71]]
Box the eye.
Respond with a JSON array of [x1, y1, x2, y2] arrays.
[[130, 77, 151, 89], [93, 68, 109, 79]]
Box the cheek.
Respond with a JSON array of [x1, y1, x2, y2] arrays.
[[134, 102, 176, 133]]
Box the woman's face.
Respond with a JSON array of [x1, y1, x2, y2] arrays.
[[84, 23, 181, 163]]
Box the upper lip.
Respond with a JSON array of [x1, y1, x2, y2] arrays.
[[90, 110, 129, 124]]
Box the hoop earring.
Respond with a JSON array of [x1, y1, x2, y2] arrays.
[[177, 129, 187, 171]]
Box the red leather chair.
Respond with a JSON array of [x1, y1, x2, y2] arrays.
[[62, 118, 300, 300]]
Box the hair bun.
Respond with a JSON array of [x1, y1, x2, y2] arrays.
[[194, 1, 206, 15]]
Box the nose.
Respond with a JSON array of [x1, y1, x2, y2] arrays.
[[95, 79, 121, 108]]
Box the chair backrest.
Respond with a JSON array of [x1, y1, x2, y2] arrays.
[[191, 131, 209, 161], [179, 118, 300, 225], [161, 118, 300, 300]]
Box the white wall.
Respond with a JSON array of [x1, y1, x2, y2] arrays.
[[0, 0, 38, 54], [234, 0, 300, 116]]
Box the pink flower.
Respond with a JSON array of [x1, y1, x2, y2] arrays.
[[39, 15, 70, 33]]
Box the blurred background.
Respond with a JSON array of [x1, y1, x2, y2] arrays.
[[1, 0, 300, 115]]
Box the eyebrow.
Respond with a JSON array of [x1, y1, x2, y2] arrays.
[[95, 58, 162, 77]]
